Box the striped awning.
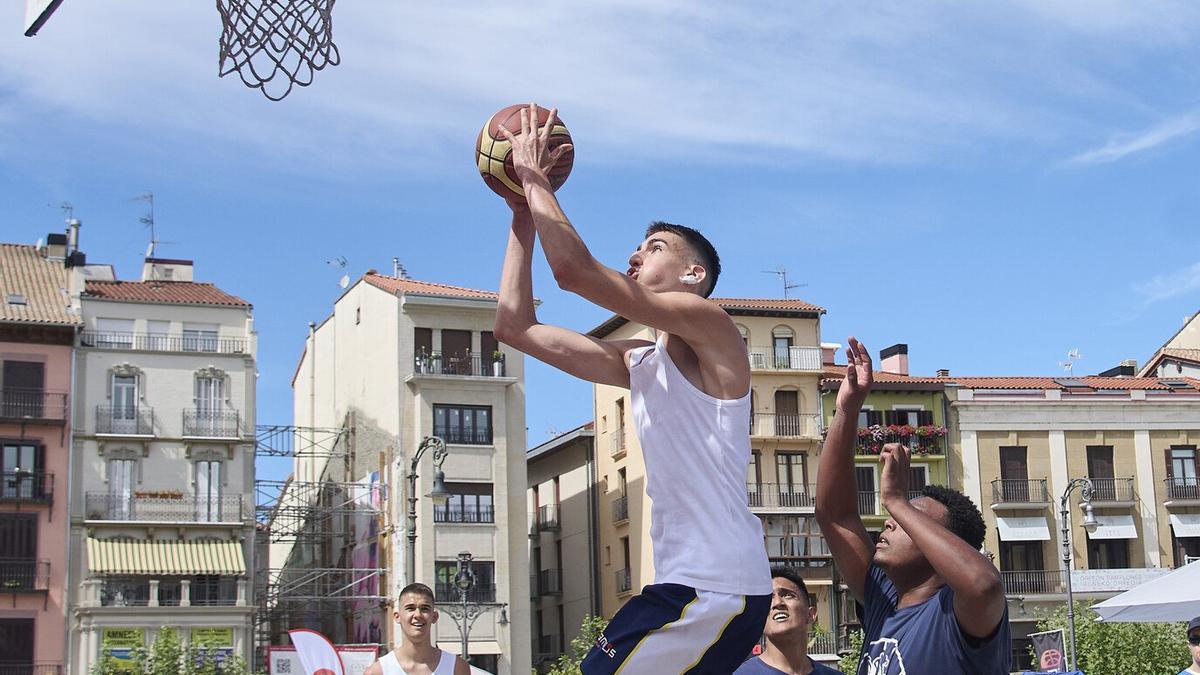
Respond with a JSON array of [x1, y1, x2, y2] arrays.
[[87, 538, 245, 575]]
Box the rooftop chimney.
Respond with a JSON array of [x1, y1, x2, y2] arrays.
[[67, 218, 80, 253], [141, 257, 194, 282], [820, 342, 842, 367], [1120, 359, 1138, 371], [880, 343, 909, 376], [44, 233, 67, 260], [936, 368, 950, 377], [1098, 363, 1136, 378]]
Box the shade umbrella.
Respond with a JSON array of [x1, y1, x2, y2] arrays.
[[1092, 561, 1200, 623]]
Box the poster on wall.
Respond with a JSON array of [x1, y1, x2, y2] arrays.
[[101, 628, 145, 672], [268, 645, 378, 675], [351, 470, 383, 645], [191, 627, 235, 662]]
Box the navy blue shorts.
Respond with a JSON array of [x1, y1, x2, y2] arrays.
[[581, 583, 771, 674]]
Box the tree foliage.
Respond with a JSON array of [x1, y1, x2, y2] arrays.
[[1035, 601, 1188, 675], [88, 627, 252, 675], [838, 629, 863, 674], [546, 614, 609, 675]]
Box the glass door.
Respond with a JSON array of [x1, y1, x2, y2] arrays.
[[108, 458, 135, 519], [111, 375, 138, 433], [195, 377, 225, 435], [195, 460, 222, 521]]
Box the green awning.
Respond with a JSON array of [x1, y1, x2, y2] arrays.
[[87, 538, 245, 575]]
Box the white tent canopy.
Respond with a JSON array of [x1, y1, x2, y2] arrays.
[[1093, 561, 1200, 623]]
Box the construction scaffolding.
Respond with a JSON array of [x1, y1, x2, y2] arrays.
[[253, 422, 391, 669]]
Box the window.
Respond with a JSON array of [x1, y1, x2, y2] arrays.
[[96, 318, 134, 348], [1087, 445, 1116, 500], [775, 453, 806, 492], [146, 320, 170, 350], [908, 465, 928, 494], [109, 374, 139, 433], [108, 458, 136, 519], [0, 514, 38, 591], [858, 408, 881, 427], [1, 443, 42, 499], [617, 469, 627, 496], [1087, 539, 1129, 569], [441, 329, 472, 374], [182, 322, 219, 352], [413, 327, 433, 361], [433, 405, 492, 444], [736, 324, 749, 346], [195, 460, 222, 522], [434, 482, 494, 523], [1170, 447, 1198, 483], [193, 375, 227, 435], [999, 541, 1044, 573], [191, 574, 235, 606], [746, 452, 760, 487], [887, 408, 932, 427], [774, 390, 800, 435], [762, 515, 824, 558], [1172, 532, 1200, 567], [773, 333, 793, 368], [434, 560, 495, 602], [1, 361, 44, 419], [0, 619, 34, 664], [855, 466, 876, 515], [999, 446, 1030, 501]]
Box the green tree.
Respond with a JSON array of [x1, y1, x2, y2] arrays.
[[1035, 601, 1187, 675], [546, 614, 608, 675], [838, 630, 862, 674]]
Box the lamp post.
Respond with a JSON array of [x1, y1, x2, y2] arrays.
[[441, 550, 493, 664], [1060, 477, 1100, 673], [406, 436, 451, 586]]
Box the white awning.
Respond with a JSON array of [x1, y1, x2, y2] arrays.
[[1086, 514, 1138, 540], [1170, 513, 1200, 538], [996, 516, 1051, 541]]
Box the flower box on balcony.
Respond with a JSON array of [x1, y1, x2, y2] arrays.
[[133, 490, 184, 500], [849, 424, 948, 455]]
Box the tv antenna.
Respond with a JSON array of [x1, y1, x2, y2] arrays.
[[761, 266, 807, 299], [1059, 348, 1082, 375], [326, 256, 348, 268], [49, 201, 74, 221], [132, 192, 175, 258]]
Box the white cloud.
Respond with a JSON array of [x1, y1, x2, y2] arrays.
[[1135, 260, 1200, 306], [1067, 111, 1200, 164]]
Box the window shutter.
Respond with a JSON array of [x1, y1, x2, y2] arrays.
[[1165, 448, 1173, 478], [868, 411, 883, 426], [918, 411, 933, 426]]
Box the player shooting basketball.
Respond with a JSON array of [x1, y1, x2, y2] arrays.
[[493, 104, 771, 673]]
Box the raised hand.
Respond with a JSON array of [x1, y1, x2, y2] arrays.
[[879, 442, 912, 508], [497, 103, 574, 192], [836, 336, 873, 413]]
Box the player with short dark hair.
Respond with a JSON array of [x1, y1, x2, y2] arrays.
[[364, 583, 470, 675], [816, 338, 1010, 674], [494, 104, 771, 674], [734, 566, 841, 674]]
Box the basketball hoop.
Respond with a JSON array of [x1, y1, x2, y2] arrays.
[[216, 0, 340, 101]]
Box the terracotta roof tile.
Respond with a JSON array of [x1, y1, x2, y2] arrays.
[[819, 366, 1200, 391], [0, 244, 80, 326], [1162, 348, 1200, 364], [364, 273, 498, 300], [710, 297, 825, 314], [821, 366, 944, 385], [84, 280, 250, 307]]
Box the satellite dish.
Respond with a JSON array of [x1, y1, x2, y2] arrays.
[[338, 275, 350, 289]]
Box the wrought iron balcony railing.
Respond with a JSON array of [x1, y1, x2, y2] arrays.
[[615, 568, 632, 594], [612, 495, 629, 523], [747, 346, 822, 371], [0, 558, 50, 592], [991, 478, 1051, 504], [1001, 570, 1067, 595], [433, 505, 495, 524], [182, 409, 241, 438], [538, 568, 562, 596], [0, 471, 53, 503], [750, 413, 821, 438], [1087, 477, 1135, 502], [747, 483, 815, 509], [537, 504, 560, 531], [95, 405, 155, 435], [414, 351, 506, 377], [0, 388, 68, 423], [432, 425, 493, 445], [854, 425, 946, 455], [765, 533, 831, 559], [80, 331, 246, 354], [1165, 477, 1200, 501], [611, 426, 626, 457], [536, 634, 562, 659], [99, 577, 238, 607], [434, 583, 496, 604], [857, 489, 936, 516], [85, 492, 245, 523]]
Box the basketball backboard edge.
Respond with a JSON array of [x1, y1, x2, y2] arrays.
[[24, 0, 65, 37]]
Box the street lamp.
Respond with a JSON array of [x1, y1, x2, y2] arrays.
[[441, 550, 498, 664], [1060, 477, 1100, 673], [406, 436, 451, 586]]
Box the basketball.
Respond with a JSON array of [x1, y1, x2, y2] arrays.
[[476, 104, 574, 200]]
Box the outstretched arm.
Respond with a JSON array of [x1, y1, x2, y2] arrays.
[[879, 444, 1006, 639], [500, 105, 734, 350], [815, 337, 875, 604], [493, 202, 649, 387]]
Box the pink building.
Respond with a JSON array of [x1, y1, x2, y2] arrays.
[[0, 239, 81, 675]]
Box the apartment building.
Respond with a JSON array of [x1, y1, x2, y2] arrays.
[[289, 272, 530, 674], [68, 257, 258, 673], [0, 239, 81, 675], [526, 422, 599, 671], [950, 374, 1200, 668], [589, 298, 842, 657], [1139, 309, 1200, 378]]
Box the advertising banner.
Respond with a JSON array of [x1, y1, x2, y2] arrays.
[[192, 627, 235, 661], [101, 628, 145, 672]]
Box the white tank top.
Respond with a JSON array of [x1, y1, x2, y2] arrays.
[[378, 650, 455, 675], [628, 332, 770, 596]]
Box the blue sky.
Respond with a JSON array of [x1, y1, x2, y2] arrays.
[[3, 2, 1200, 463]]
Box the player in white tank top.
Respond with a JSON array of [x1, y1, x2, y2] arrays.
[[364, 583, 470, 675], [494, 105, 771, 673]]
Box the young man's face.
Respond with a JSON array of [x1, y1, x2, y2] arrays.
[[627, 231, 704, 295], [1189, 628, 1200, 666], [763, 576, 817, 642], [873, 496, 950, 570], [393, 592, 438, 642]]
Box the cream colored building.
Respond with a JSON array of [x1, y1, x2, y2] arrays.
[[950, 374, 1200, 668], [288, 272, 530, 674], [68, 257, 258, 673], [526, 422, 600, 671], [590, 298, 843, 657], [1140, 309, 1200, 378]]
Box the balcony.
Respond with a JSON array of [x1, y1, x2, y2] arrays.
[[536, 504, 560, 532], [615, 568, 632, 595], [80, 331, 246, 355], [414, 351, 507, 378], [535, 634, 561, 661], [612, 495, 629, 523], [1001, 570, 1067, 595], [0, 470, 53, 504], [182, 409, 241, 438], [0, 664, 63, 675], [1164, 477, 1200, 506], [854, 425, 946, 456], [432, 425, 493, 445], [0, 388, 68, 424], [538, 568, 562, 596], [434, 583, 496, 604], [809, 632, 840, 656], [611, 426, 627, 459], [748, 346, 822, 372], [747, 483, 815, 510], [750, 413, 821, 439], [0, 559, 50, 592], [765, 533, 830, 560], [1087, 477, 1136, 506], [85, 492, 245, 523], [433, 505, 495, 524], [857, 489, 938, 517], [95, 405, 155, 436], [99, 576, 238, 607], [990, 478, 1051, 509]]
